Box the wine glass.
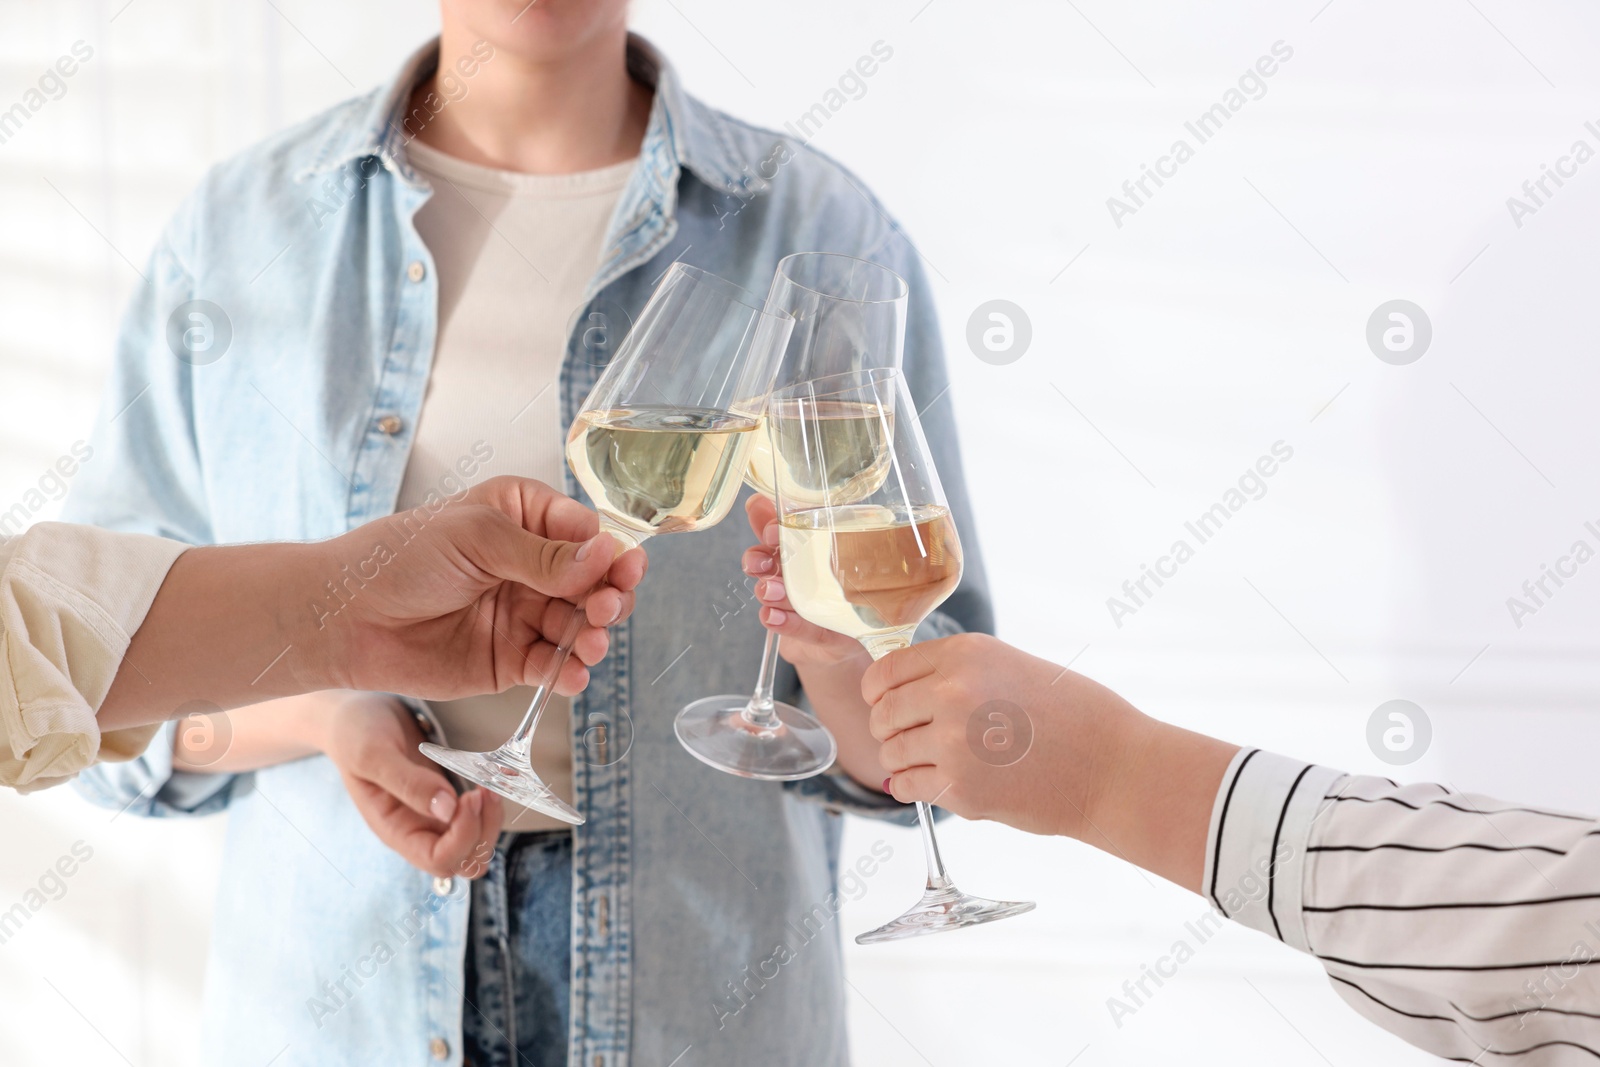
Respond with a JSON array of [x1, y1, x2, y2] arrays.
[[420, 263, 794, 823], [674, 253, 907, 781], [771, 368, 1035, 942]]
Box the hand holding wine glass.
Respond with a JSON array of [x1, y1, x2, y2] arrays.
[[337, 475, 647, 701], [419, 264, 792, 824], [770, 368, 1035, 944]]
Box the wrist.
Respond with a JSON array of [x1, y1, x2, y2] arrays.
[[289, 691, 337, 753], [1071, 695, 1151, 843], [1073, 697, 1241, 893], [794, 645, 873, 688], [277, 539, 353, 695], [295, 690, 397, 754]]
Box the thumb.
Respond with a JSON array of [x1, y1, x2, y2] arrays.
[[368, 748, 458, 823], [470, 509, 616, 599]]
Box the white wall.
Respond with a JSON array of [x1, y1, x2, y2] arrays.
[[5, 1, 1599, 1064]]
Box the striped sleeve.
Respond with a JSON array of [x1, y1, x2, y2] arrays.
[[1202, 748, 1346, 950], [1204, 749, 1600, 1063]]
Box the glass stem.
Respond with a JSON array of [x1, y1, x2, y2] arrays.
[[499, 523, 643, 765], [869, 632, 955, 894], [499, 606, 584, 765], [914, 801, 953, 892], [742, 631, 784, 731]]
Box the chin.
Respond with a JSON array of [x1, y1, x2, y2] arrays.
[[442, 0, 630, 62]]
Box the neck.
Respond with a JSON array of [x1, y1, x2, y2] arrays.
[[409, 27, 650, 173]]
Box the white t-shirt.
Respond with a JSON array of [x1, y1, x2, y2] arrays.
[[396, 139, 634, 831]]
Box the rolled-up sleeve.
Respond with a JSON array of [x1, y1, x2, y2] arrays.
[[1204, 747, 1600, 1063], [1202, 748, 1347, 946], [0, 522, 187, 791]]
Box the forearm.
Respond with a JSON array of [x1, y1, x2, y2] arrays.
[[171, 692, 344, 774], [1078, 712, 1241, 895], [795, 652, 884, 789], [100, 540, 342, 732]]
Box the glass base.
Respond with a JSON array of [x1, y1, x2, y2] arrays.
[[674, 695, 838, 781], [418, 742, 584, 826], [855, 885, 1035, 945]]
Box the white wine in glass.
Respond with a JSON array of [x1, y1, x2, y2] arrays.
[[419, 264, 792, 823], [777, 503, 958, 657], [744, 400, 894, 506], [773, 368, 1035, 944], [566, 406, 759, 540]]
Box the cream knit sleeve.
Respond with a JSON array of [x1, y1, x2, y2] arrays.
[[0, 522, 187, 791]]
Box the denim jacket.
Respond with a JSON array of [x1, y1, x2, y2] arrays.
[[66, 36, 990, 1067]]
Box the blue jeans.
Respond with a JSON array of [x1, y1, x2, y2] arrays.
[[464, 831, 573, 1067]]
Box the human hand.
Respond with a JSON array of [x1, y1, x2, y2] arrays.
[[864, 632, 1143, 838], [314, 692, 503, 879], [322, 476, 649, 701], [740, 494, 873, 672]]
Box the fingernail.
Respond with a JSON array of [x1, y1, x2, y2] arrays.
[[759, 578, 785, 603], [747, 554, 774, 574], [882, 777, 893, 794], [604, 598, 623, 626], [430, 790, 456, 821], [575, 535, 601, 562], [763, 522, 780, 545], [766, 608, 788, 626]]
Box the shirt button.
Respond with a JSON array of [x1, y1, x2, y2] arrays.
[[407, 260, 427, 283], [376, 414, 403, 435], [429, 1036, 450, 1060], [433, 875, 453, 896]]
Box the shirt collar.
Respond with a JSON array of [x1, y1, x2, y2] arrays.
[[298, 33, 754, 198]]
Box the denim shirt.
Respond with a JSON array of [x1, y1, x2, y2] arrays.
[[66, 36, 991, 1067]]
